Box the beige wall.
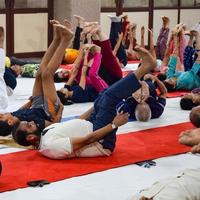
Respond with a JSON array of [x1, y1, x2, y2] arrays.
[[180, 9, 200, 29], [14, 13, 48, 53], [54, 0, 100, 29], [54, 0, 72, 23], [0, 14, 6, 49]]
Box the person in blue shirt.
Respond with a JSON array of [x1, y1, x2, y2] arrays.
[[0, 21, 73, 137], [183, 31, 198, 71], [116, 74, 167, 121], [12, 45, 159, 157], [163, 30, 200, 92]]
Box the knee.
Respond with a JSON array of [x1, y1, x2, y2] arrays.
[[41, 70, 54, 80], [35, 69, 42, 80]]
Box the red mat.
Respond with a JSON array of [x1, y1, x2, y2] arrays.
[[166, 90, 189, 98], [0, 122, 192, 192], [128, 60, 140, 64]]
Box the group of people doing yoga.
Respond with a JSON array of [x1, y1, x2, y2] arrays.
[[1, 11, 200, 199], [1, 13, 200, 158]]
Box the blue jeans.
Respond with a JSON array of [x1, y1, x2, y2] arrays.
[[88, 74, 141, 151]]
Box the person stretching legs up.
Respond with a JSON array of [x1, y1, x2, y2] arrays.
[[12, 46, 156, 159]]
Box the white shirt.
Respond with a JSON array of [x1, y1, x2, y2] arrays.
[[39, 119, 93, 159], [0, 48, 8, 111]]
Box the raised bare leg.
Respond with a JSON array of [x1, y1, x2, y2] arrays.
[[42, 24, 74, 105], [32, 20, 61, 97], [134, 45, 156, 80], [148, 28, 156, 59]]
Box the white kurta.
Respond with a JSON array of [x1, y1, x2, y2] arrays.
[[39, 119, 93, 159], [0, 48, 8, 111]]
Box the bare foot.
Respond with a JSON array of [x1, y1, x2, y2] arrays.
[[135, 45, 156, 72], [49, 19, 60, 25], [54, 24, 74, 41], [90, 25, 101, 37], [73, 15, 84, 21], [191, 143, 200, 153], [162, 16, 170, 27], [179, 128, 200, 146]]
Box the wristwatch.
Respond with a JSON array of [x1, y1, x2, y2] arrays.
[[111, 122, 117, 129]]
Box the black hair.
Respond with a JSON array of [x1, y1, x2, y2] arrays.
[[0, 121, 12, 136], [54, 72, 69, 83], [56, 91, 73, 105], [190, 111, 200, 128], [163, 81, 176, 92], [12, 124, 31, 146], [157, 73, 167, 82], [180, 98, 199, 110]]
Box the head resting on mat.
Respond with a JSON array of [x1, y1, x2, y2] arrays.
[[0, 113, 18, 136], [163, 78, 177, 92], [190, 106, 200, 127], [135, 102, 151, 122], [56, 88, 74, 105], [180, 93, 200, 110], [12, 121, 41, 147], [10, 65, 23, 77], [54, 69, 70, 83]]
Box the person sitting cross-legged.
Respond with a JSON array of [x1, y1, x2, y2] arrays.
[[12, 45, 157, 159], [0, 20, 74, 136]]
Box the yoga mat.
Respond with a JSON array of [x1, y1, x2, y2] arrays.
[[61, 116, 79, 122], [166, 91, 189, 98], [0, 122, 192, 192], [59, 64, 74, 70], [128, 60, 140, 64]]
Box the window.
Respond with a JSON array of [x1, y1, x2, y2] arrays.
[[154, 0, 178, 7], [14, 0, 48, 9], [181, 0, 200, 7], [101, 0, 116, 8], [0, 0, 5, 9], [124, 0, 149, 7]]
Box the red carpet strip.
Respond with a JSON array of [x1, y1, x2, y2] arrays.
[[0, 122, 192, 192]]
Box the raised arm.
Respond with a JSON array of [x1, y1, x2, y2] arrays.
[[113, 32, 123, 56], [144, 74, 167, 98], [78, 45, 90, 89], [71, 112, 129, 151]]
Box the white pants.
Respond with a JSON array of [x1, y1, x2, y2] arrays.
[[131, 168, 200, 200], [0, 48, 8, 110]]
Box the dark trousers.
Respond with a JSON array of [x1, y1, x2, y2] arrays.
[[88, 74, 141, 151], [93, 39, 123, 85], [73, 27, 83, 50], [109, 22, 127, 66]]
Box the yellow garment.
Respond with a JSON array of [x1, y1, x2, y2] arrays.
[[5, 56, 11, 67], [64, 48, 79, 64]]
